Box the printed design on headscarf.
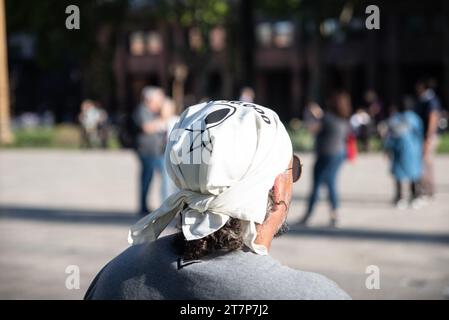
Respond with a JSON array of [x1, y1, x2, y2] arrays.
[[227, 100, 272, 125], [185, 102, 237, 154]]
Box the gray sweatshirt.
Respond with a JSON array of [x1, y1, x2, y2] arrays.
[[85, 234, 350, 300]]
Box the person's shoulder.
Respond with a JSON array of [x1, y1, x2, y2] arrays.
[[319, 113, 334, 129], [115, 234, 178, 263], [406, 111, 424, 125], [279, 265, 351, 300], [226, 251, 351, 299], [405, 110, 419, 118], [84, 235, 179, 299], [429, 98, 442, 111]]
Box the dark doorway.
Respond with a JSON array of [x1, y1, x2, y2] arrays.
[[205, 71, 223, 99], [263, 70, 292, 121]]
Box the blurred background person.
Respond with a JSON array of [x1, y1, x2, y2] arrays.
[[384, 100, 423, 210], [133, 86, 167, 215], [78, 99, 102, 148], [415, 78, 442, 199], [298, 91, 352, 227], [350, 107, 372, 152], [198, 96, 211, 104], [364, 89, 384, 126], [96, 102, 109, 149], [239, 86, 255, 103], [303, 101, 324, 134], [160, 98, 180, 198]]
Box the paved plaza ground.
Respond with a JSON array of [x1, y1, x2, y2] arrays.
[[0, 150, 448, 299]]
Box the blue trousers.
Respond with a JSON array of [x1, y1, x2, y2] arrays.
[[138, 153, 169, 214], [303, 151, 346, 221]]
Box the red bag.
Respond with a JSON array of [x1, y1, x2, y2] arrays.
[[346, 133, 358, 161]]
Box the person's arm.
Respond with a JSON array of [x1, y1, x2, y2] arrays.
[[142, 118, 166, 134], [423, 110, 439, 157], [307, 122, 322, 134], [426, 110, 439, 138], [310, 104, 324, 120], [381, 120, 393, 157], [135, 106, 166, 134]]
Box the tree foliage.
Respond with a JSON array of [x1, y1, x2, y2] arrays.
[[6, 0, 128, 69]]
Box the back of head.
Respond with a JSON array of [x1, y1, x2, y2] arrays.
[[329, 90, 352, 119], [174, 217, 245, 260], [129, 100, 293, 258], [415, 78, 428, 95], [81, 99, 95, 111], [239, 87, 255, 103], [142, 86, 165, 112], [364, 89, 377, 104], [400, 95, 415, 113]]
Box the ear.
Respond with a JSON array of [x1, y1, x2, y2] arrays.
[[270, 174, 288, 212], [271, 175, 282, 202]]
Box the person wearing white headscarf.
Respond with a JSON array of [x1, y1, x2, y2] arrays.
[[85, 101, 350, 300]]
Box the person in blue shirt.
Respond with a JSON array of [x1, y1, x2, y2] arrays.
[[384, 100, 423, 209]]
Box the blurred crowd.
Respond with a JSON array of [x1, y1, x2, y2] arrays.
[[300, 77, 444, 226], [75, 77, 444, 221], [76, 86, 260, 216]]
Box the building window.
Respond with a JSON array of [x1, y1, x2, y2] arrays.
[[129, 31, 163, 56], [209, 26, 226, 52], [130, 31, 145, 56], [320, 19, 339, 37], [273, 21, 294, 48], [256, 21, 295, 48], [256, 22, 272, 47], [189, 27, 203, 51], [146, 32, 163, 55]]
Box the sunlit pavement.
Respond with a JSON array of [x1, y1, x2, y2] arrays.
[[1, 150, 448, 299]]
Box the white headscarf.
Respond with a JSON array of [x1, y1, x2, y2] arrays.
[[128, 100, 292, 255]]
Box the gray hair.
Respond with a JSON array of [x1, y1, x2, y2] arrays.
[[174, 189, 287, 260], [141, 86, 164, 101]]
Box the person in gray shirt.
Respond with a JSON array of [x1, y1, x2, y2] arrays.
[[299, 91, 351, 227], [85, 101, 350, 300], [133, 87, 168, 215]]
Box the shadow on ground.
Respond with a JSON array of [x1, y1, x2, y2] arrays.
[[0, 205, 138, 225], [292, 193, 392, 209], [1, 205, 449, 246], [288, 224, 449, 245]]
